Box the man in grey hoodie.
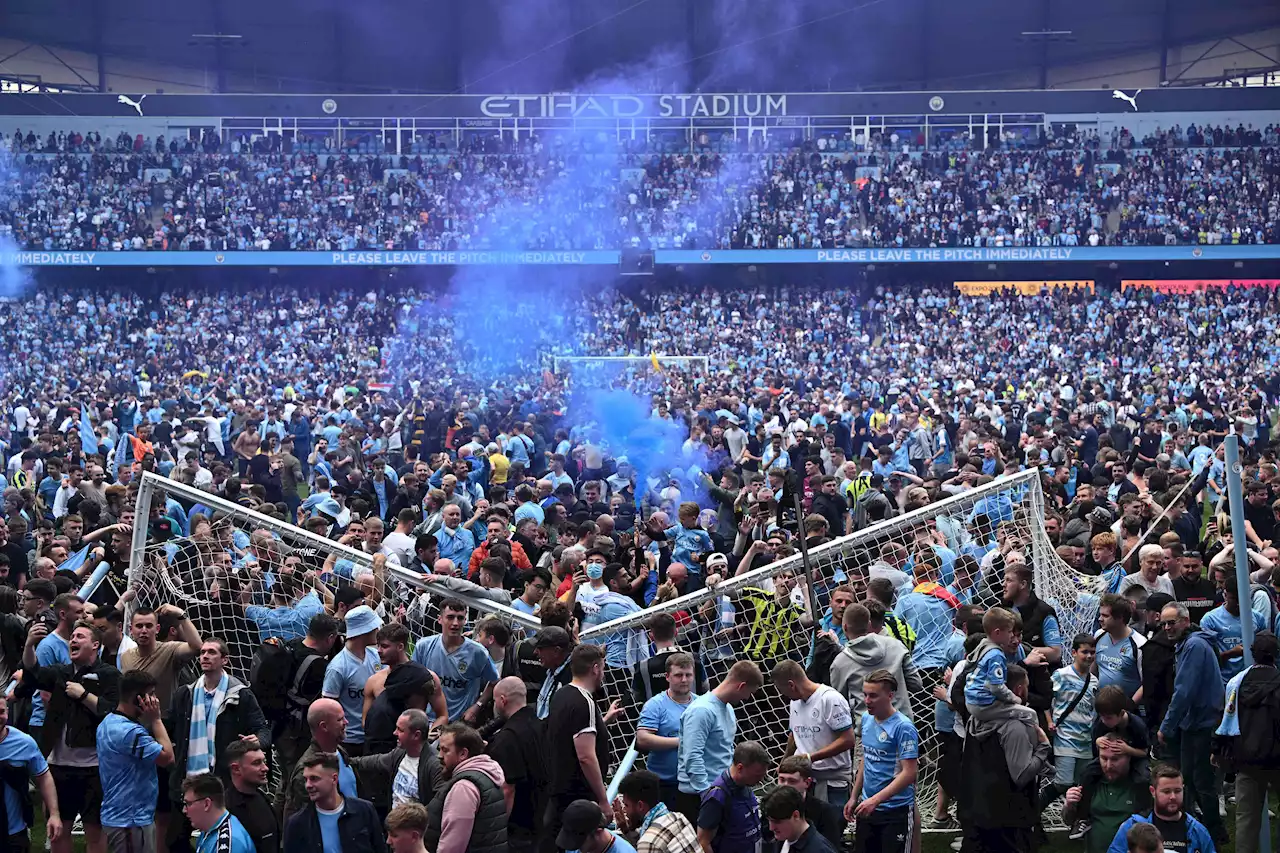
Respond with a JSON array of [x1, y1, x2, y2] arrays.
[[828, 604, 922, 718]]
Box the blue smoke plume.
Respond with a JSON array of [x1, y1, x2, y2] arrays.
[[587, 389, 716, 513], [0, 140, 30, 299]]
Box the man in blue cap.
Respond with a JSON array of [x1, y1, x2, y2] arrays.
[[321, 605, 383, 756]]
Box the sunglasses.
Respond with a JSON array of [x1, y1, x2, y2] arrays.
[[1159, 619, 1180, 628]]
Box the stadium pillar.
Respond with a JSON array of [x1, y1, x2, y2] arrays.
[[918, 0, 930, 89], [1225, 434, 1272, 853], [1158, 0, 1171, 83], [211, 0, 229, 92], [92, 0, 107, 91], [1037, 0, 1051, 89]]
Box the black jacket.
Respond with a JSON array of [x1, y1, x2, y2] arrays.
[[811, 492, 848, 538], [20, 658, 119, 756], [283, 795, 387, 853], [1141, 629, 1178, 733], [349, 747, 444, 809], [167, 675, 271, 801]]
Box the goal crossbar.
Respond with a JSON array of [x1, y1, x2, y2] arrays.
[[130, 472, 543, 630], [580, 467, 1044, 640], [552, 355, 710, 372]]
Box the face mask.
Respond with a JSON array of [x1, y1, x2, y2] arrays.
[[586, 563, 605, 580]]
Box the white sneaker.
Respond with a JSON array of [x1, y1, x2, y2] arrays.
[[950, 838, 963, 851], [1219, 796, 1228, 818]]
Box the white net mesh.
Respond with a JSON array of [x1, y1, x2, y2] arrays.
[[579, 468, 1104, 826], [127, 469, 1099, 825], [126, 473, 542, 686], [551, 355, 711, 392]]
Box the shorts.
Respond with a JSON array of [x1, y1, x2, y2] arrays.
[[155, 764, 173, 814], [51, 765, 103, 825], [937, 731, 963, 798], [105, 825, 156, 853], [854, 803, 913, 853]]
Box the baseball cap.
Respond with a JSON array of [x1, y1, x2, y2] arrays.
[[706, 553, 729, 571], [533, 626, 572, 649], [343, 605, 382, 638], [556, 800, 606, 851], [1144, 592, 1175, 613]]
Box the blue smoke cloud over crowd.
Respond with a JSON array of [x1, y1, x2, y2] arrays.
[[0, 142, 29, 300], [588, 389, 717, 512]]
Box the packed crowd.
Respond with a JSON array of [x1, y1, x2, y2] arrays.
[[0, 275, 1279, 853], [2, 121, 1278, 251]]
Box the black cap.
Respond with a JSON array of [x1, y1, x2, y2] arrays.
[[533, 626, 572, 649], [1144, 592, 1176, 613], [870, 474, 885, 488], [556, 800, 606, 850]]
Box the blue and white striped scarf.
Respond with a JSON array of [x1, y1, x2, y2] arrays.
[[187, 673, 228, 776]]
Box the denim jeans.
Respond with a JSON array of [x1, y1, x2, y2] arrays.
[[1168, 726, 1225, 839]]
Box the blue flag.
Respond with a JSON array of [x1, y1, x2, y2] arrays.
[[58, 544, 91, 576], [79, 407, 98, 455], [112, 431, 130, 476]]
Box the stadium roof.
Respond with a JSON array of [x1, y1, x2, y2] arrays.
[[2, 0, 1279, 95]]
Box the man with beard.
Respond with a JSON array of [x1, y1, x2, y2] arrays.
[[427, 724, 506, 853], [1105, 765, 1214, 853]]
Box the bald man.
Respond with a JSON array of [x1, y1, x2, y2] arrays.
[[486, 677, 547, 853], [281, 698, 361, 822]]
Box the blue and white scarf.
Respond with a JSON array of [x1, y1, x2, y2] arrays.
[[638, 802, 670, 836], [187, 673, 228, 775], [537, 660, 569, 720]]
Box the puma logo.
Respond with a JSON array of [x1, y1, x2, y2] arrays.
[[1111, 89, 1140, 111], [117, 94, 147, 116]]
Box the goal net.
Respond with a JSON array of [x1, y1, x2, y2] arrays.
[[580, 467, 1103, 826], [126, 472, 542, 686], [552, 355, 711, 387]]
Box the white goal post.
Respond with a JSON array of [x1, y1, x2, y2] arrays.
[[552, 355, 710, 373], [127, 467, 1092, 828], [581, 467, 1101, 828], [127, 472, 542, 682]]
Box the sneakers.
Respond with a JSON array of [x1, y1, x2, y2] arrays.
[[928, 815, 960, 830], [950, 838, 963, 851], [1219, 796, 1228, 818], [1068, 820, 1091, 840]]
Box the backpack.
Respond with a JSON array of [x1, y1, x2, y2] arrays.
[[249, 637, 325, 722], [1234, 667, 1280, 769]]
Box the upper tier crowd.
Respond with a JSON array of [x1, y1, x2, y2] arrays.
[[0, 277, 1280, 853], [1, 122, 1277, 252]]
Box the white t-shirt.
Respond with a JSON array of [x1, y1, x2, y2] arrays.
[[382, 531, 415, 566], [789, 684, 854, 780], [1117, 572, 1174, 600], [870, 562, 912, 597], [392, 753, 420, 806]]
